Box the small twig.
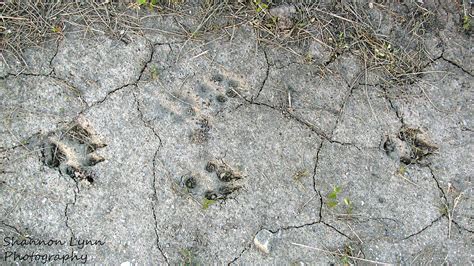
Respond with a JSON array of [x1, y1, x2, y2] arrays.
[[0, 16, 28, 20], [448, 192, 465, 239], [312, 7, 357, 24], [190, 50, 208, 60]]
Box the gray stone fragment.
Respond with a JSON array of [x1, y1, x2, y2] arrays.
[[268, 4, 297, 30], [309, 41, 331, 63], [269, 5, 296, 18], [254, 229, 275, 254]]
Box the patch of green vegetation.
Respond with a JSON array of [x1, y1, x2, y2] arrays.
[[202, 198, 216, 209], [136, 0, 160, 9], [463, 15, 471, 31], [326, 185, 342, 208], [265, 15, 278, 29], [253, 0, 268, 13], [326, 186, 353, 213], [337, 32, 346, 46], [304, 52, 313, 64], [398, 164, 407, 176], [179, 248, 196, 265], [150, 65, 159, 80], [340, 255, 350, 265], [374, 42, 393, 59], [191, 32, 202, 39], [343, 197, 353, 213], [136, 0, 147, 6], [51, 25, 62, 34], [340, 244, 355, 266]]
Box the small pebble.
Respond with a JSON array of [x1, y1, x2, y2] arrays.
[[254, 229, 275, 254]]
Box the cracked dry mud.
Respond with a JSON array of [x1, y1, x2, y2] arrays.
[[0, 1, 473, 265]]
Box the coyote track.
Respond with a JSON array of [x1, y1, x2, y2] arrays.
[[41, 115, 106, 183]]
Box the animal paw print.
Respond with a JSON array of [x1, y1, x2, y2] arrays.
[[210, 72, 241, 98], [189, 73, 242, 143], [208, 72, 243, 101], [180, 160, 243, 208], [203, 161, 242, 201], [41, 115, 106, 183], [194, 72, 242, 111]]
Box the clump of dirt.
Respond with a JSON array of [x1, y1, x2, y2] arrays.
[[398, 127, 438, 164], [384, 126, 438, 165]]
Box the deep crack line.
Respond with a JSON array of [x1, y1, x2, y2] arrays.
[[0, 221, 23, 236], [321, 221, 353, 240], [440, 56, 473, 77], [2, 37, 61, 77], [312, 141, 325, 222], [270, 219, 353, 240], [253, 48, 270, 101], [132, 90, 163, 147], [452, 220, 474, 234], [3, 69, 87, 107], [88, 39, 155, 109], [385, 91, 405, 125], [64, 181, 79, 242], [403, 215, 444, 240], [427, 166, 448, 205], [271, 221, 320, 232], [232, 74, 357, 146], [242, 99, 361, 149], [227, 240, 252, 265], [331, 70, 365, 140], [48, 37, 62, 75], [88, 83, 135, 109], [151, 149, 169, 265], [283, 109, 361, 149]]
